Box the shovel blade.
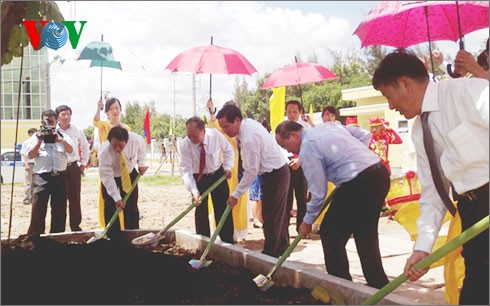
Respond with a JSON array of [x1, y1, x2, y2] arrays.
[[253, 274, 274, 291], [188, 258, 212, 269], [131, 232, 159, 246]]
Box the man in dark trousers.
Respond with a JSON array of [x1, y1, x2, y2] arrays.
[[217, 104, 290, 257], [373, 49, 488, 305], [179, 117, 235, 244], [24, 109, 74, 234], [275, 120, 390, 289], [56, 105, 90, 231]]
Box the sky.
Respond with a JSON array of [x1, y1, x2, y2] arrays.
[[48, 1, 489, 131]]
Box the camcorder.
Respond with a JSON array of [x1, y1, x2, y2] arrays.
[[39, 119, 62, 143]]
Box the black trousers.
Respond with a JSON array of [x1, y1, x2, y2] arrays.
[[457, 184, 489, 305], [102, 169, 140, 239], [320, 162, 390, 289], [287, 166, 307, 233], [28, 171, 67, 235], [194, 167, 234, 244], [261, 164, 290, 258], [65, 162, 82, 231]]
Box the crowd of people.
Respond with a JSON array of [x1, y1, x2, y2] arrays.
[[19, 45, 488, 305]]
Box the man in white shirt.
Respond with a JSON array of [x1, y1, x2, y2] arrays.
[[55, 105, 90, 232], [179, 117, 235, 244], [373, 49, 489, 305], [24, 110, 75, 235], [217, 104, 290, 258], [98, 126, 148, 239], [20, 128, 38, 205]]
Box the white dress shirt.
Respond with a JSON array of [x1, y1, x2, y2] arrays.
[[179, 128, 234, 195], [98, 132, 147, 203], [232, 118, 288, 199], [412, 78, 489, 253], [57, 123, 90, 165], [23, 132, 75, 173]]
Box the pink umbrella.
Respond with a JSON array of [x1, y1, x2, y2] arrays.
[[165, 37, 257, 98], [354, 1, 489, 49], [354, 1, 489, 78], [260, 58, 337, 105], [260, 62, 337, 90]]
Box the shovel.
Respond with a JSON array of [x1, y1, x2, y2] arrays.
[[362, 215, 489, 305], [188, 202, 232, 269], [253, 187, 338, 291], [131, 175, 227, 246], [87, 174, 141, 244]]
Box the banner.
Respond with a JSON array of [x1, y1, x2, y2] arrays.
[[143, 108, 151, 144], [269, 86, 286, 133]]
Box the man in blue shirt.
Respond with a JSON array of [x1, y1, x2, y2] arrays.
[[275, 120, 390, 289]]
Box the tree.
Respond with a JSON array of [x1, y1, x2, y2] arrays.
[[1, 1, 64, 66]]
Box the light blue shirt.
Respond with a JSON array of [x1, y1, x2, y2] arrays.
[[23, 132, 74, 174], [299, 122, 380, 224]]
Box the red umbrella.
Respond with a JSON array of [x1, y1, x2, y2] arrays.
[[354, 1, 489, 77], [261, 61, 336, 90], [165, 37, 257, 98]]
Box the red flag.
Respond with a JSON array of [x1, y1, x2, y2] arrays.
[[143, 108, 151, 144]]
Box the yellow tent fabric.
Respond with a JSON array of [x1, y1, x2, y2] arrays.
[[208, 120, 248, 236], [309, 103, 314, 119], [269, 87, 286, 133], [393, 202, 464, 304]]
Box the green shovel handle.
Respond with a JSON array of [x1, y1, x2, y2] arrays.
[[101, 174, 141, 237], [156, 175, 227, 236], [199, 203, 231, 261], [266, 187, 338, 279], [362, 215, 489, 305]]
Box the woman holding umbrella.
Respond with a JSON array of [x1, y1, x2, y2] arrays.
[[93, 97, 131, 228]]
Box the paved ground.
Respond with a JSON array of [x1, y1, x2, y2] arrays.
[[238, 210, 448, 304]]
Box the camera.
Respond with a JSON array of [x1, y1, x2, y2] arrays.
[[39, 119, 58, 143]]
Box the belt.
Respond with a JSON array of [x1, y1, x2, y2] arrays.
[[67, 161, 78, 167], [194, 166, 223, 177], [455, 183, 489, 202], [359, 162, 384, 176]]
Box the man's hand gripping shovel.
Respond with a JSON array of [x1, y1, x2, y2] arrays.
[[253, 187, 338, 291], [131, 175, 227, 246], [87, 174, 141, 244]]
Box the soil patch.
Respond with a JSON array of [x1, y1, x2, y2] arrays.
[[2, 235, 322, 305]]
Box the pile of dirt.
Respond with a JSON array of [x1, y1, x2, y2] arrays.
[[2, 235, 323, 304]]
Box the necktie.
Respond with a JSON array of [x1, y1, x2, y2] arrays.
[[237, 138, 244, 181], [420, 112, 457, 216], [119, 153, 132, 193], [196, 142, 205, 183]]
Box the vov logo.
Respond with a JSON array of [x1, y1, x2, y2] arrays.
[[22, 20, 87, 50]]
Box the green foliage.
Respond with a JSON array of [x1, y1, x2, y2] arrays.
[[120, 100, 187, 140], [83, 126, 94, 140], [236, 50, 373, 120], [1, 1, 64, 66]]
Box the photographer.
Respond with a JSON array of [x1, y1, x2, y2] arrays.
[[24, 109, 74, 235]]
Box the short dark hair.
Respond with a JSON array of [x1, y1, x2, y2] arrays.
[[105, 97, 122, 113], [321, 105, 337, 118], [41, 109, 57, 119], [261, 119, 271, 132], [27, 128, 38, 135], [108, 126, 129, 143], [275, 120, 303, 139], [186, 116, 205, 130], [285, 100, 303, 112], [216, 104, 242, 123], [55, 105, 72, 116], [372, 49, 429, 90]]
